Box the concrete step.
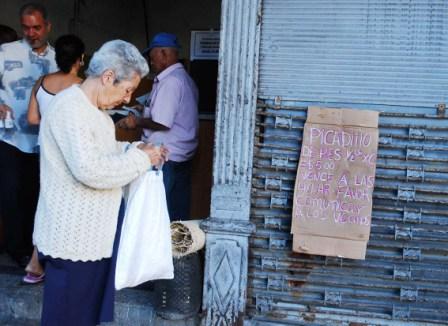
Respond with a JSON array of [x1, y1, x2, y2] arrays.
[[0, 265, 201, 325]]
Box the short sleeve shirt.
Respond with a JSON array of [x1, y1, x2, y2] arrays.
[[0, 40, 57, 153], [142, 63, 199, 162]]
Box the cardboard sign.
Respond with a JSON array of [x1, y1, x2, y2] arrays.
[[291, 107, 379, 259]]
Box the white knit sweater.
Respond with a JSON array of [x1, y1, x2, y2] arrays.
[[33, 85, 151, 261]]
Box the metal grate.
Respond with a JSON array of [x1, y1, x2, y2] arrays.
[[247, 101, 448, 325], [248, 1, 448, 323]]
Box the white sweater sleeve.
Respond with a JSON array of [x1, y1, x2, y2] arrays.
[[47, 99, 151, 189], [116, 140, 130, 152]]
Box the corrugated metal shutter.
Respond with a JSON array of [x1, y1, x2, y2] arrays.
[[258, 0, 448, 108], [248, 0, 448, 325]]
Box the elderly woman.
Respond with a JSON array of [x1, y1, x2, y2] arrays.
[[32, 40, 166, 325]]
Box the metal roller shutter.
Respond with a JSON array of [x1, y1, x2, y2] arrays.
[[258, 0, 448, 108], [248, 0, 448, 324]]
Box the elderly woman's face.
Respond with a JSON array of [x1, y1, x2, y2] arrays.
[[101, 73, 141, 109]]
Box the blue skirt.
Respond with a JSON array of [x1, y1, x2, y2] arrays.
[[39, 200, 125, 326]]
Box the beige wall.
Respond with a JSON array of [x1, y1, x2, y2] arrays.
[[0, 0, 221, 58]]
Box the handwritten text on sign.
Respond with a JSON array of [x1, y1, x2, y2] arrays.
[[294, 125, 377, 227]]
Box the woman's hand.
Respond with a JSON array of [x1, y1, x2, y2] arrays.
[[137, 143, 168, 167]]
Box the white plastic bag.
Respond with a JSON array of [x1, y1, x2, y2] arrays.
[[115, 170, 174, 290]]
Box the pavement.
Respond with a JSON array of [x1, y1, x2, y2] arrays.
[[0, 253, 201, 326]]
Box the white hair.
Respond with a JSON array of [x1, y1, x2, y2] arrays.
[[86, 40, 149, 82]]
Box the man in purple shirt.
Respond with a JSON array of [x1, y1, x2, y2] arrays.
[[118, 33, 199, 221]]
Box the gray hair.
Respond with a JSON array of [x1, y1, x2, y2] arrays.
[[20, 3, 48, 21], [86, 40, 149, 82]]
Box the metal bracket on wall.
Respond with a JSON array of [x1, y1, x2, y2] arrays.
[[409, 127, 426, 138], [437, 103, 446, 117], [261, 256, 279, 271], [400, 288, 418, 302], [255, 295, 273, 314], [271, 156, 289, 169], [269, 236, 288, 250], [379, 135, 393, 145], [274, 96, 282, 107], [403, 208, 422, 224], [270, 194, 288, 208], [397, 186, 416, 201], [403, 247, 421, 261], [395, 225, 413, 240], [265, 177, 282, 191], [406, 147, 425, 160], [267, 275, 286, 292], [406, 167, 425, 182], [274, 116, 292, 129], [324, 290, 342, 306], [393, 305, 411, 320], [264, 216, 282, 230], [393, 265, 412, 281]]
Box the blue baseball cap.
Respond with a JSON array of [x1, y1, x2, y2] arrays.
[[142, 32, 180, 54]]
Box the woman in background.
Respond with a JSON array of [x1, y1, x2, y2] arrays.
[[27, 34, 85, 125], [23, 34, 85, 284]]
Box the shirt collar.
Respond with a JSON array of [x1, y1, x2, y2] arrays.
[[22, 39, 51, 57], [155, 62, 183, 82]]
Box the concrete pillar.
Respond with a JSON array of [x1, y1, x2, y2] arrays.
[[201, 0, 262, 325]]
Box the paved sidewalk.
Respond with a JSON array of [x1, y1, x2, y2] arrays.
[[0, 254, 201, 325]]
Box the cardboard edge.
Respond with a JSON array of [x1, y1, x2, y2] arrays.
[[293, 234, 367, 260], [307, 106, 379, 128]]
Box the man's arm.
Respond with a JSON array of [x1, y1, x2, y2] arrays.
[[27, 76, 43, 125], [136, 116, 169, 131], [116, 113, 169, 131], [117, 77, 182, 132]]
